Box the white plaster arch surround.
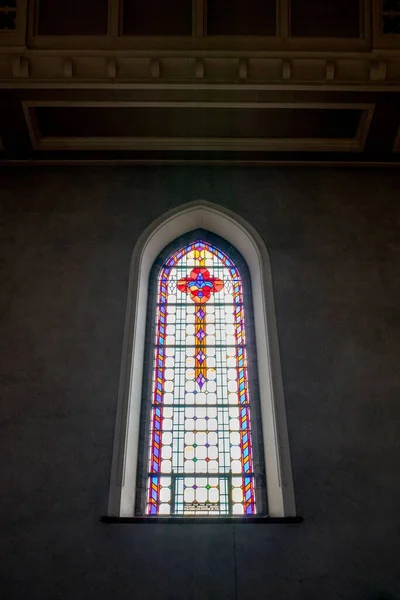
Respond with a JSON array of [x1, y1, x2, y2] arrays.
[[108, 200, 296, 517]]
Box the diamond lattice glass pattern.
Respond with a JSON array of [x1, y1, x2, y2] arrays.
[[147, 241, 256, 516]]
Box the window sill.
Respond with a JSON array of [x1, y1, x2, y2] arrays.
[[101, 515, 303, 524]]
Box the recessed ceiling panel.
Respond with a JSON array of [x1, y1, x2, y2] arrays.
[[23, 102, 372, 153], [207, 0, 276, 36], [37, 0, 109, 35], [33, 105, 361, 139], [290, 0, 361, 38], [122, 0, 192, 35]]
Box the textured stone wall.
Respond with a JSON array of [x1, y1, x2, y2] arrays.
[[1, 166, 399, 600]]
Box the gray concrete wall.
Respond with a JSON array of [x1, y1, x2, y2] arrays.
[[1, 166, 399, 600]]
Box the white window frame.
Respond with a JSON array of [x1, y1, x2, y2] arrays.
[[107, 200, 296, 517]]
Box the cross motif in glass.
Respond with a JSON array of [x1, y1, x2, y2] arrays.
[[178, 267, 223, 389], [177, 267, 224, 304]]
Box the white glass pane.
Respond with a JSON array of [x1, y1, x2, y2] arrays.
[[160, 488, 171, 502], [159, 503, 171, 515]]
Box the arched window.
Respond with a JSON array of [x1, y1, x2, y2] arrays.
[[107, 201, 296, 519], [138, 233, 264, 516]]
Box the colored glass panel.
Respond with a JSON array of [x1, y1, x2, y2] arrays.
[[146, 241, 256, 516]]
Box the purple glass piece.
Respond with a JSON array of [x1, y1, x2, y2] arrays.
[[196, 350, 206, 364], [196, 328, 206, 342], [196, 307, 205, 320], [196, 373, 206, 388]]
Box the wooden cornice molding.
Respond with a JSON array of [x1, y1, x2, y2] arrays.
[[1, 49, 400, 88]]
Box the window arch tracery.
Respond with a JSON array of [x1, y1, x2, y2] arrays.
[[107, 201, 296, 519]]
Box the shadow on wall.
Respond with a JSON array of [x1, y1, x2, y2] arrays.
[[368, 594, 398, 600]]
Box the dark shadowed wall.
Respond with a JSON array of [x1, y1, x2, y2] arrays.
[[1, 166, 399, 600]]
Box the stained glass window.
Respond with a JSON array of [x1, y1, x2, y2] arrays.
[[146, 239, 258, 516]]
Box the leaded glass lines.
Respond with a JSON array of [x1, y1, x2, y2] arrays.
[[146, 240, 256, 516]]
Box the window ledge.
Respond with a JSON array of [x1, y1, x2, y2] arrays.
[[101, 515, 303, 524]]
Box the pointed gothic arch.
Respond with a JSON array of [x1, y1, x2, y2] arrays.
[[108, 200, 296, 518]]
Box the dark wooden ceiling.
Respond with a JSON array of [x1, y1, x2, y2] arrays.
[[1, 0, 400, 165]]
